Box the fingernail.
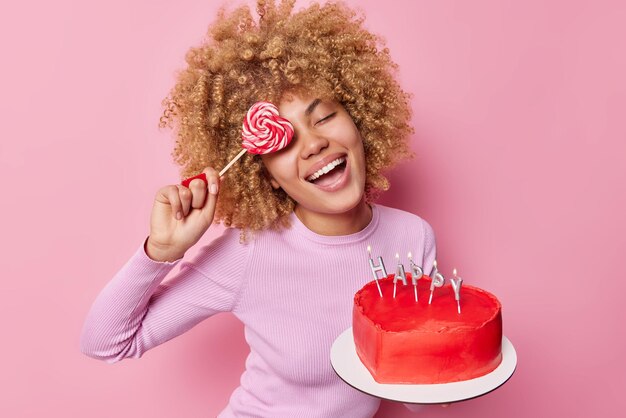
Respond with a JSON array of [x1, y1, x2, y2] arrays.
[[176, 211, 182, 220], [210, 184, 218, 194]]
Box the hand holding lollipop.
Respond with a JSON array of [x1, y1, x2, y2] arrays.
[[147, 102, 293, 262], [181, 101, 294, 187]]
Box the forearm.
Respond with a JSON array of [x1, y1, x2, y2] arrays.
[[79, 238, 182, 363]]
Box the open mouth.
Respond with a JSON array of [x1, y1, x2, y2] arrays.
[[306, 156, 348, 187]]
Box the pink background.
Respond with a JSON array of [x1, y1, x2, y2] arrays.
[[1, 0, 624, 416]]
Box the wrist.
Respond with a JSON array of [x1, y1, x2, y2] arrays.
[[144, 238, 184, 262]]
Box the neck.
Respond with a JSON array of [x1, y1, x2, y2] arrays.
[[294, 199, 373, 236]]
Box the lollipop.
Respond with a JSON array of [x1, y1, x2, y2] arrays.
[[182, 101, 293, 187], [241, 101, 294, 155]]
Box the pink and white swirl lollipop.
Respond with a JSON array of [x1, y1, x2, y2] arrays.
[[216, 101, 293, 176], [242, 101, 294, 155], [182, 101, 293, 187]]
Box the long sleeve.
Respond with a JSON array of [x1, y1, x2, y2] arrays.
[[80, 230, 248, 364], [80, 205, 437, 417]]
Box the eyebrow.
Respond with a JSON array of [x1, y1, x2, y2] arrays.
[[304, 98, 321, 116]]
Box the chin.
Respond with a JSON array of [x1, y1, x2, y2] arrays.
[[314, 189, 366, 215]]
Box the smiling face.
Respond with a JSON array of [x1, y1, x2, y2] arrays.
[[260, 92, 370, 233]]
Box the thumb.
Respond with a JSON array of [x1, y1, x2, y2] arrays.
[[200, 182, 219, 224]]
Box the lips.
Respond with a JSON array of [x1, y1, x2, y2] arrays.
[[304, 153, 350, 192], [306, 156, 346, 182], [304, 153, 347, 180]]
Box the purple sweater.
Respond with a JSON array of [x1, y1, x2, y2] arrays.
[[80, 204, 436, 417]]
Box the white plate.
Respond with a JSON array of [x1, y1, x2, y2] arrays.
[[330, 327, 517, 404]]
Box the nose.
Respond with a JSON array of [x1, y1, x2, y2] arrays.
[[298, 130, 329, 160]]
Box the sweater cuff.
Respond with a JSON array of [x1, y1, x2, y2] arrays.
[[137, 236, 184, 267]]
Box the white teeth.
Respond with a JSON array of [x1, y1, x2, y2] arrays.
[[306, 157, 346, 181]]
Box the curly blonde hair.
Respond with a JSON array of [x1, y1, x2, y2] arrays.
[[159, 0, 414, 235]]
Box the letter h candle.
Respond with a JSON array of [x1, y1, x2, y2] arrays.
[[367, 245, 386, 297]]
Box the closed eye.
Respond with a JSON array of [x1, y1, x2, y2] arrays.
[[315, 112, 336, 125]]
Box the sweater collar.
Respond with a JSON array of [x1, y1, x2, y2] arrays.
[[288, 204, 380, 245]]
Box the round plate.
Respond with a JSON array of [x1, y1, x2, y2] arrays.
[[330, 327, 517, 404]]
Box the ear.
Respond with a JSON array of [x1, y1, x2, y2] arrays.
[[269, 177, 281, 190], [261, 159, 281, 189]]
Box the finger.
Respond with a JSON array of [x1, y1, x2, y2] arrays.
[[177, 184, 193, 217], [200, 167, 220, 223], [189, 178, 207, 210], [181, 173, 207, 188], [202, 167, 220, 197], [156, 185, 183, 220], [201, 184, 218, 225]]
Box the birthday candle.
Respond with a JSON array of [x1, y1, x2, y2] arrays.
[[408, 252, 423, 302], [367, 245, 385, 297], [428, 260, 445, 304], [450, 268, 463, 314], [393, 253, 408, 298]]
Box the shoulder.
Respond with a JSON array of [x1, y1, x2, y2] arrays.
[[375, 204, 434, 234], [373, 204, 436, 248], [183, 227, 253, 278], [373, 205, 437, 269], [202, 226, 247, 252]]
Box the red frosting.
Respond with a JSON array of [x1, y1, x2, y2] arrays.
[[353, 274, 502, 384]]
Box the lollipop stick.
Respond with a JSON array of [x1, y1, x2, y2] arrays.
[[219, 148, 247, 177]]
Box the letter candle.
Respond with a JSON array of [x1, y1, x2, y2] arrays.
[[408, 252, 423, 302], [393, 253, 408, 298], [450, 268, 463, 314], [428, 260, 445, 305], [367, 245, 385, 297]]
